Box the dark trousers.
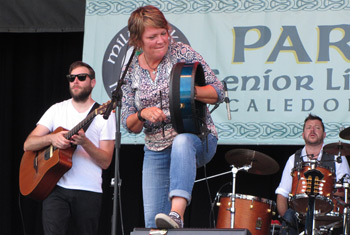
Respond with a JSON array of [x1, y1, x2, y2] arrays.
[[42, 186, 102, 235], [280, 208, 299, 235]]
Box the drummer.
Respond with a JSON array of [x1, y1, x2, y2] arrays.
[[120, 5, 224, 229], [275, 114, 350, 235]]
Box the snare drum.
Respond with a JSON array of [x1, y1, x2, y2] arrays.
[[289, 164, 335, 215], [313, 196, 344, 228], [216, 193, 276, 235]]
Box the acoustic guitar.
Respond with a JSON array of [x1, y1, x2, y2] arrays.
[[19, 101, 113, 201]]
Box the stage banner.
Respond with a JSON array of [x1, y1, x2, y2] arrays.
[[83, 0, 350, 145]]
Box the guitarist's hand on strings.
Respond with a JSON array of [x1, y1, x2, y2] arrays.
[[70, 129, 88, 146], [69, 129, 114, 169], [50, 131, 71, 149]]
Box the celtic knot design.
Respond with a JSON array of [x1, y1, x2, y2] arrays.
[[216, 122, 350, 140], [120, 121, 350, 143], [86, 0, 350, 16]]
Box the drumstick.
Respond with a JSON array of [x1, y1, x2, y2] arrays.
[[160, 91, 165, 137]]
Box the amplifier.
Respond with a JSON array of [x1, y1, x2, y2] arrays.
[[131, 228, 252, 235]]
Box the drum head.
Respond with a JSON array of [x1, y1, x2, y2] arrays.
[[290, 165, 335, 215], [289, 194, 333, 215]]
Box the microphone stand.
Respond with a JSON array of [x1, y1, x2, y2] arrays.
[[110, 47, 136, 235]]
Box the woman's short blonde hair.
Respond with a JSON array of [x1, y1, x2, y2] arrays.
[[128, 5, 171, 49]]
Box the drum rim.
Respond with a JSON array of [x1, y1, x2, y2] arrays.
[[289, 193, 334, 215], [291, 163, 335, 174], [168, 62, 206, 134], [218, 193, 276, 206], [290, 193, 334, 200]]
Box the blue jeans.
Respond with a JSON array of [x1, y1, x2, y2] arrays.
[[142, 133, 218, 228]]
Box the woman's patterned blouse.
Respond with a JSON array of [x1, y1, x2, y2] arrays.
[[121, 41, 224, 151]]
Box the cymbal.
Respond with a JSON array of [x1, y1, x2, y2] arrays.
[[340, 127, 350, 140], [224, 149, 279, 175], [323, 142, 350, 156]]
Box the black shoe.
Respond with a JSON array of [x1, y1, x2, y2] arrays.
[[155, 211, 184, 229]]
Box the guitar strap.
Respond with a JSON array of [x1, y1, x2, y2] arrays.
[[83, 102, 100, 132]]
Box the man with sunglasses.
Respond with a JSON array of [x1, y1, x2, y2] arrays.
[[23, 61, 116, 235]]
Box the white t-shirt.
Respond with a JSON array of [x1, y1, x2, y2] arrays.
[[275, 146, 350, 198], [37, 99, 116, 193]]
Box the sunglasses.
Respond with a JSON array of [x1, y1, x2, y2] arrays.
[[66, 73, 92, 82]]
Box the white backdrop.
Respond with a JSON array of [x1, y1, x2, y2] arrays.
[[83, 0, 350, 145]]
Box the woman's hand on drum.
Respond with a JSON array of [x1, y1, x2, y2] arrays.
[[142, 107, 166, 123]]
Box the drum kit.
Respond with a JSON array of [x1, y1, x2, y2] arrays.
[[209, 148, 280, 235], [287, 127, 350, 235], [208, 127, 350, 235]]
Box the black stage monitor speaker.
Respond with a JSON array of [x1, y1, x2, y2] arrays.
[[131, 228, 252, 235]]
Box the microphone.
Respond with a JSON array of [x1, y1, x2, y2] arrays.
[[296, 154, 306, 179], [103, 100, 115, 119], [222, 81, 231, 120], [339, 174, 350, 184], [306, 154, 314, 159], [104, 47, 136, 120], [296, 159, 302, 180], [336, 156, 343, 163], [337, 156, 342, 163]]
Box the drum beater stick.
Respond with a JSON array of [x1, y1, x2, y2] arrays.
[[159, 91, 165, 137]]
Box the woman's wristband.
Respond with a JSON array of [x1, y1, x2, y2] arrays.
[[137, 108, 146, 122]]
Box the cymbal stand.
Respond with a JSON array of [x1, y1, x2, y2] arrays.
[[343, 175, 350, 235], [229, 164, 252, 228], [334, 147, 350, 235]]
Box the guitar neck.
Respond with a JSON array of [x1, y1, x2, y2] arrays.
[[65, 110, 97, 140]]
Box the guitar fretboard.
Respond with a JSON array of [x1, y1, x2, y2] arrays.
[[65, 110, 97, 140]]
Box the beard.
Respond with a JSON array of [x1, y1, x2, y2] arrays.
[[70, 86, 92, 102], [304, 135, 323, 146]]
